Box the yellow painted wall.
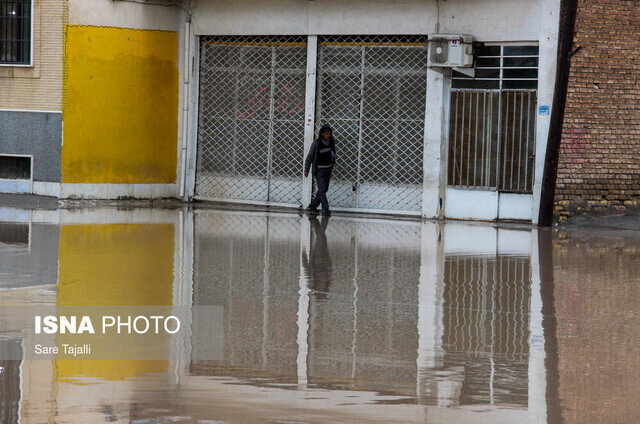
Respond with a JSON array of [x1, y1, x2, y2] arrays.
[[56, 223, 175, 380], [62, 25, 179, 183]]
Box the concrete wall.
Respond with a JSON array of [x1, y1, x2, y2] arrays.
[[62, 25, 179, 184], [0, 111, 62, 183], [60, 0, 180, 198], [555, 0, 640, 221], [191, 0, 541, 40]]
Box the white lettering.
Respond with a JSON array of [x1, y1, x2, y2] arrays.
[[59, 316, 75, 334], [165, 316, 180, 334], [133, 316, 149, 334], [102, 316, 116, 333], [43, 316, 58, 334], [117, 316, 131, 334], [77, 316, 95, 334]]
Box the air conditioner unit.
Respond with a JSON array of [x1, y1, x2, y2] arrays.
[[428, 34, 474, 68]]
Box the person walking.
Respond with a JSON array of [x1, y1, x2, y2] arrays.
[[304, 124, 337, 215]]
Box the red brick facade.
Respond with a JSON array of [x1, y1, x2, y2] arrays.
[[555, 0, 640, 221]]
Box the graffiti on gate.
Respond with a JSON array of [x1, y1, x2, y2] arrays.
[[275, 83, 305, 116], [237, 84, 304, 119]]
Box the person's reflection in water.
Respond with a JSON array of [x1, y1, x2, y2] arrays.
[[301, 215, 332, 299]]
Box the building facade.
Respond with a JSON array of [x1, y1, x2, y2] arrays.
[[1, 0, 566, 224], [182, 0, 561, 224], [0, 0, 65, 196], [0, 0, 181, 199]]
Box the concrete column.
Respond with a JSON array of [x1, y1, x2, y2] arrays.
[[301, 36, 318, 207], [532, 0, 561, 224], [422, 68, 451, 219]]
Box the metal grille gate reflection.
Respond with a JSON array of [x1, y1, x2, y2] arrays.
[[196, 36, 307, 205], [315, 36, 427, 213]]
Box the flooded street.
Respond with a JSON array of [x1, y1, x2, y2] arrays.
[[0, 205, 638, 424]]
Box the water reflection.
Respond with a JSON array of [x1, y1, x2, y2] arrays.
[[0, 207, 637, 423], [302, 215, 332, 297]]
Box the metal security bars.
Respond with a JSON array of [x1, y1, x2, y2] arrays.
[[0, 0, 31, 65], [315, 36, 428, 213], [196, 36, 308, 205], [448, 45, 538, 193]]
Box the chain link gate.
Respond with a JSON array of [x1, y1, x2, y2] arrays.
[[195, 36, 308, 205], [315, 36, 428, 213]]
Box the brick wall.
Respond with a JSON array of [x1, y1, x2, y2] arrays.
[[555, 0, 640, 221], [0, 0, 66, 111]]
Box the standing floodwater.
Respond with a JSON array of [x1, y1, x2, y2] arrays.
[[0, 205, 637, 423]]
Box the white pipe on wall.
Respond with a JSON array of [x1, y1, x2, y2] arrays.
[[179, 11, 192, 199]]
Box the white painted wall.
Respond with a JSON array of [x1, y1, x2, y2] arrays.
[[532, 0, 561, 224], [69, 0, 179, 31], [422, 68, 450, 219], [192, 0, 541, 40]]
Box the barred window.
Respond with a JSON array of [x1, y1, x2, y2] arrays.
[[452, 44, 539, 90], [0, 0, 31, 65]]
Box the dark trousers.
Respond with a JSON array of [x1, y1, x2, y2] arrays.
[[310, 167, 332, 212]]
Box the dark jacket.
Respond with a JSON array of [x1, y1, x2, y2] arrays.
[[304, 125, 336, 176]]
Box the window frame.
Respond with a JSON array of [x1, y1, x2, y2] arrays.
[[452, 42, 540, 90], [0, 0, 34, 67]]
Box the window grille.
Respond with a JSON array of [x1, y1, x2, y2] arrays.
[[448, 45, 538, 193], [0, 0, 31, 65]]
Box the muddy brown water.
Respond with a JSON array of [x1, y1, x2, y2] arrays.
[[0, 206, 637, 423]]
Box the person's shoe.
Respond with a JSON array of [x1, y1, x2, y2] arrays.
[[321, 210, 331, 216], [305, 205, 318, 214]]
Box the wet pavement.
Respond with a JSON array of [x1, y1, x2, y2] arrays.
[[0, 204, 638, 423]]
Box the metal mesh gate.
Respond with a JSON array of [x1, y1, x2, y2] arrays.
[[196, 36, 307, 205], [315, 36, 427, 213], [448, 45, 538, 194], [448, 90, 537, 192]]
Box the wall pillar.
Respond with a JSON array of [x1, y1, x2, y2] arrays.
[[422, 68, 451, 219], [301, 36, 318, 207], [532, 0, 561, 224]]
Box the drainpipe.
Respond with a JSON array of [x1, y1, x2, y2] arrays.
[[179, 10, 192, 200], [538, 0, 579, 226]]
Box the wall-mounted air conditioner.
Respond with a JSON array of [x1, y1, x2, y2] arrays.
[[428, 34, 474, 68]]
